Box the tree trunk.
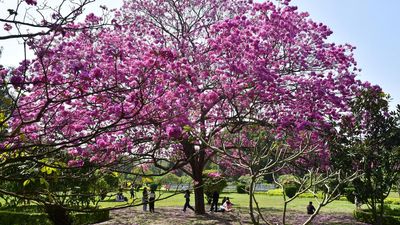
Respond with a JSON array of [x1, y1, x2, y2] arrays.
[[193, 176, 206, 214], [249, 178, 259, 225], [45, 204, 71, 225], [182, 140, 207, 214]]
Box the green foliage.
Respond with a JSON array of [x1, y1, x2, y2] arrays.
[[266, 189, 284, 196], [329, 89, 400, 224], [0, 211, 52, 225], [236, 175, 251, 194], [236, 183, 247, 194], [385, 198, 400, 205], [266, 188, 328, 199], [344, 187, 356, 204], [153, 173, 180, 185], [203, 170, 227, 204], [354, 209, 400, 225], [237, 175, 252, 185], [277, 174, 300, 198], [70, 210, 110, 225], [0, 207, 109, 225], [278, 174, 298, 186], [149, 183, 159, 192], [284, 184, 298, 198]]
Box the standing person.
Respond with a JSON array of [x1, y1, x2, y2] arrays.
[[130, 186, 135, 199], [210, 191, 219, 212], [183, 190, 194, 212], [142, 187, 149, 211], [307, 201, 316, 215], [149, 190, 156, 213]]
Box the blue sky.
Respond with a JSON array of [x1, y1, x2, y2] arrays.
[[294, 0, 400, 109]]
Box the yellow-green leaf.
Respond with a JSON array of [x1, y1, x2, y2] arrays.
[[112, 172, 119, 177], [183, 125, 192, 132], [23, 179, 30, 186]]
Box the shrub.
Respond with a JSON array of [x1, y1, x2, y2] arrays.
[[203, 170, 227, 204], [284, 184, 298, 198], [0, 211, 52, 225], [149, 183, 159, 192], [0, 207, 110, 225], [385, 197, 400, 205], [71, 210, 110, 225], [266, 189, 283, 196], [344, 187, 356, 204], [354, 209, 400, 225], [236, 175, 252, 194], [236, 183, 247, 194]]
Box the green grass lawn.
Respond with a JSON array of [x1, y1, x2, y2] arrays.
[[2, 190, 398, 214], [98, 191, 362, 214]]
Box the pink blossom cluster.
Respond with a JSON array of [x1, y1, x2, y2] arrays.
[[207, 171, 222, 178]]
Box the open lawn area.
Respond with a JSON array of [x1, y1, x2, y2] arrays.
[[93, 192, 392, 225], [98, 192, 362, 214]]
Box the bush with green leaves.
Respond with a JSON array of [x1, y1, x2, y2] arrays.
[[283, 184, 298, 198], [0, 205, 109, 225], [278, 174, 300, 198], [203, 170, 227, 204], [235, 175, 251, 194], [354, 209, 400, 225], [149, 182, 159, 191], [236, 183, 247, 194], [344, 187, 356, 204]]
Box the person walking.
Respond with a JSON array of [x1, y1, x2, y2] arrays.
[[130, 186, 135, 199], [210, 191, 219, 212], [149, 190, 156, 213], [183, 190, 194, 212], [142, 187, 149, 211]]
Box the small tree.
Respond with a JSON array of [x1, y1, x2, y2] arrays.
[[332, 87, 400, 225]]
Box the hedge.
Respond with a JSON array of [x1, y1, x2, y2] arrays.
[[265, 189, 400, 203], [266, 189, 324, 198], [71, 210, 110, 225], [385, 197, 400, 205], [354, 209, 400, 225], [0, 209, 109, 225]]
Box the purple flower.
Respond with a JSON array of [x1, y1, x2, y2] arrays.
[[25, 0, 37, 6], [166, 125, 182, 139], [3, 23, 12, 31], [10, 75, 24, 87]]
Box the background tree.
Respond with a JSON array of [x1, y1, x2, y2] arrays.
[[331, 86, 400, 225]]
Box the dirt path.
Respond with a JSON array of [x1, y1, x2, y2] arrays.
[[93, 207, 370, 225]]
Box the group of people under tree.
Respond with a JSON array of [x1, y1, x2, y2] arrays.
[[209, 191, 234, 212], [118, 185, 316, 215], [134, 188, 234, 213], [142, 187, 156, 213]]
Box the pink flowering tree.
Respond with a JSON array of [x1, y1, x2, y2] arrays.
[[2, 0, 367, 217], [0, 0, 110, 40], [115, 0, 363, 214]]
